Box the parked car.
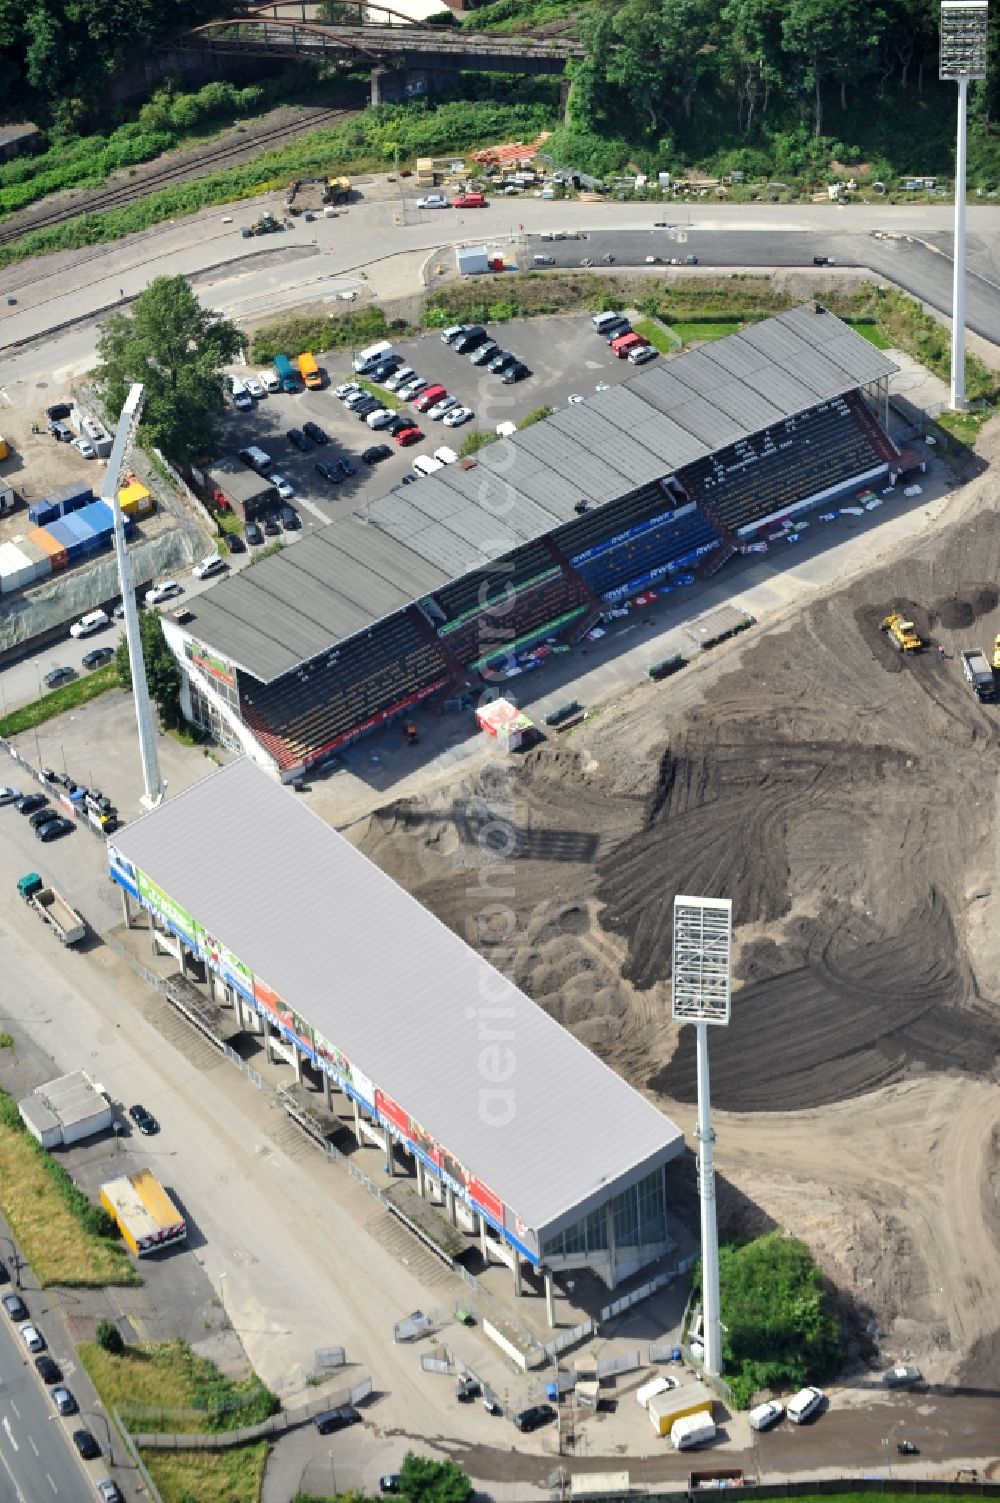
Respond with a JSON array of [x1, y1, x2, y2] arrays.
[[18, 792, 49, 815], [335, 381, 361, 399], [514, 1404, 555, 1433], [353, 399, 381, 418], [72, 1430, 102, 1461], [43, 665, 76, 689], [384, 367, 415, 391], [272, 473, 294, 500], [413, 386, 447, 413], [279, 505, 300, 531], [302, 421, 329, 445], [312, 1404, 361, 1434], [379, 1476, 402, 1494], [48, 420, 73, 442], [395, 426, 423, 447], [35, 1355, 62, 1384], [747, 1400, 784, 1431], [368, 359, 401, 381], [226, 532, 246, 553], [884, 1364, 923, 1387], [628, 346, 658, 366], [337, 457, 356, 478], [452, 193, 487, 208], [245, 522, 263, 546], [2, 1293, 28, 1320], [82, 646, 115, 670], [19, 1323, 45, 1353], [192, 554, 226, 580], [37, 817, 73, 842], [144, 580, 182, 607], [45, 402, 72, 421], [72, 436, 97, 459], [0, 787, 21, 806], [345, 389, 372, 409], [286, 427, 310, 452], [129, 1103, 158, 1135], [362, 444, 392, 464], [501, 363, 529, 384], [69, 609, 110, 638], [470, 341, 498, 366], [316, 460, 342, 484], [443, 406, 473, 428], [262, 514, 280, 536], [786, 1386, 824, 1424], [397, 379, 427, 400], [96, 1481, 124, 1503], [258, 370, 280, 393], [245, 376, 265, 399], [427, 397, 458, 419], [52, 1386, 78, 1416], [416, 194, 449, 209], [488, 351, 515, 373], [366, 409, 396, 430], [385, 416, 411, 437], [29, 806, 59, 829]]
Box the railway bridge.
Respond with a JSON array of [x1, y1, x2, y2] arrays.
[[170, 0, 584, 104]]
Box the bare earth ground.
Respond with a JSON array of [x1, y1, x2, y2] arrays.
[[353, 427, 1000, 1390]]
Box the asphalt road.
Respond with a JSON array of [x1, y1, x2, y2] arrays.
[[0, 1299, 91, 1503]]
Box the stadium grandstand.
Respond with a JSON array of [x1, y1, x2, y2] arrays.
[[164, 305, 917, 778]]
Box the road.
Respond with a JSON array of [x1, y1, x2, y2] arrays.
[[0, 1298, 94, 1503]]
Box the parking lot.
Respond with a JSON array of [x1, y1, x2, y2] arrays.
[[217, 315, 644, 538]]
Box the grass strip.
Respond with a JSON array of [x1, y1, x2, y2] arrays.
[[81, 1338, 279, 1433], [0, 664, 119, 739], [143, 1444, 269, 1503]]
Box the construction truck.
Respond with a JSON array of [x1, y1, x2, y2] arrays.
[[100, 1170, 187, 1257], [17, 872, 86, 946], [960, 649, 997, 703], [881, 611, 922, 651], [286, 175, 352, 217]]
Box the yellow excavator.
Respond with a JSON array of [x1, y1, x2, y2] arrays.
[[881, 610, 923, 651], [993, 633, 1000, 670]]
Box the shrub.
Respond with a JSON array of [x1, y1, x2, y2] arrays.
[[96, 1320, 125, 1355]]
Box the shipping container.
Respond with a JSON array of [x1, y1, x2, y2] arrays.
[[47, 481, 93, 516], [119, 480, 154, 518], [76, 499, 123, 539], [647, 1381, 714, 1438], [0, 541, 36, 593], [60, 512, 99, 554], [28, 500, 59, 527], [46, 517, 88, 562], [28, 527, 68, 571], [13, 534, 52, 582]]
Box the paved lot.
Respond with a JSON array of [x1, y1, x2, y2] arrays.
[[217, 316, 638, 535]]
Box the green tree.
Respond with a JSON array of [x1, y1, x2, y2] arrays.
[[780, 0, 844, 136], [96, 275, 245, 462], [95, 1320, 125, 1355], [398, 1454, 472, 1503], [115, 610, 182, 728]]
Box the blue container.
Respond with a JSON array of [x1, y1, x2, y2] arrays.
[[46, 518, 86, 561], [47, 482, 93, 517], [28, 501, 59, 527], [75, 499, 125, 542]]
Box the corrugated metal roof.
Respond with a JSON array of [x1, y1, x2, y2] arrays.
[[189, 308, 897, 683], [113, 760, 684, 1236]]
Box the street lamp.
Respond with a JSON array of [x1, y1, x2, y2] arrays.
[[85, 1410, 115, 1468], [1, 1235, 22, 1289], [940, 0, 989, 409], [219, 1270, 228, 1328]]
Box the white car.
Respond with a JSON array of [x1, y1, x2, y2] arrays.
[[69, 609, 110, 639], [271, 473, 294, 500], [367, 410, 395, 430], [786, 1386, 824, 1424], [747, 1400, 784, 1431], [259, 370, 280, 393], [443, 406, 473, 428], [145, 580, 182, 607], [384, 367, 415, 391], [398, 379, 427, 401], [0, 787, 22, 806], [72, 436, 96, 459], [427, 397, 457, 420], [417, 194, 449, 209], [245, 376, 265, 399], [345, 390, 371, 409], [192, 554, 226, 580], [568, 393, 585, 405], [335, 381, 361, 399], [19, 1323, 44, 1353], [433, 446, 458, 465]]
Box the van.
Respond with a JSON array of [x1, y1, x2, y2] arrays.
[[412, 454, 445, 476], [353, 340, 394, 374], [628, 345, 658, 365], [592, 310, 624, 333], [239, 445, 274, 474], [297, 352, 322, 390], [273, 354, 300, 393], [533, 254, 555, 265], [786, 1387, 823, 1424], [636, 1376, 675, 1409], [670, 1414, 717, 1450], [229, 376, 252, 411], [69, 609, 110, 639], [612, 333, 647, 358], [312, 1405, 361, 1435]]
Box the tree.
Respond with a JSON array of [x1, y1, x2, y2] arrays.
[[115, 610, 182, 728], [95, 1320, 125, 1355], [398, 1454, 472, 1503], [96, 275, 245, 463], [780, 0, 844, 136]]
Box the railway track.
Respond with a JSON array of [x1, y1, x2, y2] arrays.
[[0, 106, 354, 249]]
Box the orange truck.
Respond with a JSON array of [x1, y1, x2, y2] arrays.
[[298, 352, 322, 390]]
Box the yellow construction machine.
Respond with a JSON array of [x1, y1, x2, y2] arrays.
[[993, 633, 1000, 671], [881, 611, 922, 651]]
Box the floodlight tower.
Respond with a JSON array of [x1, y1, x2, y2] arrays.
[[940, 0, 989, 409], [99, 383, 165, 810], [672, 895, 732, 1378]]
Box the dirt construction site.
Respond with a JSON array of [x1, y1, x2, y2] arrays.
[[352, 434, 1000, 1394]]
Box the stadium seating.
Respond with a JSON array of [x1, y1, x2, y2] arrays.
[[678, 398, 888, 534], [572, 506, 722, 599], [444, 565, 592, 670]]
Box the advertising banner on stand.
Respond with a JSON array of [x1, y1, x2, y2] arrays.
[[135, 869, 203, 949], [201, 933, 254, 1002], [253, 976, 316, 1059], [107, 845, 139, 898]]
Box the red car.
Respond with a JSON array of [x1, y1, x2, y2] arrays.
[[395, 426, 423, 446], [452, 193, 486, 208], [413, 385, 447, 413]]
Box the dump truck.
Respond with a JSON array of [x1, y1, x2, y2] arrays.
[[647, 1380, 713, 1438], [881, 611, 922, 651], [960, 649, 996, 703], [100, 1170, 187, 1256], [17, 872, 86, 946], [297, 351, 322, 390]]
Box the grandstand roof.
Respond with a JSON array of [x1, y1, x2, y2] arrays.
[[187, 307, 896, 682], [112, 759, 684, 1242]]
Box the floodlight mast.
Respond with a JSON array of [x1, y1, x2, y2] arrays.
[[672, 895, 732, 1379], [940, 0, 989, 409], [98, 383, 165, 810]]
